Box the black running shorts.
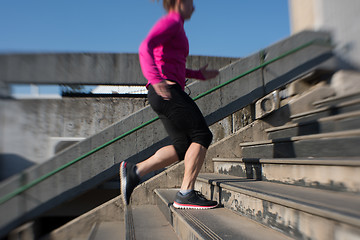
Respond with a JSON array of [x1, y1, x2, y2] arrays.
[[147, 83, 213, 160]]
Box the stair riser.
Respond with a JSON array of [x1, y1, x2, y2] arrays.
[[268, 117, 360, 139], [214, 161, 360, 194], [242, 137, 360, 158], [262, 164, 360, 194], [155, 191, 205, 240], [268, 124, 317, 140], [195, 181, 360, 240], [155, 193, 173, 226], [292, 103, 360, 123], [292, 110, 330, 123], [314, 94, 360, 109], [214, 162, 261, 180], [172, 213, 205, 240], [90, 222, 124, 240]]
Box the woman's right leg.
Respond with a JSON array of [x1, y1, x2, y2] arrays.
[[135, 84, 191, 177]]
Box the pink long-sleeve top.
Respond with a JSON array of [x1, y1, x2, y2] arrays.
[[139, 11, 205, 91]]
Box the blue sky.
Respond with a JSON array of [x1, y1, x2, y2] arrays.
[[1, 0, 290, 94], [1, 0, 290, 57]]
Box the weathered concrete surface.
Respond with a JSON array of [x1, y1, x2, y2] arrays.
[[213, 158, 360, 194], [262, 161, 360, 194], [131, 206, 178, 239], [196, 174, 360, 240], [267, 110, 360, 139], [204, 97, 298, 174], [204, 120, 275, 173], [7, 222, 37, 240], [213, 159, 262, 180], [263, 31, 337, 94], [0, 97, 148, 181], [0, 31, 335, 237], [330, 70, 360, 96], [241, 132, 360, 159], [44, 195, 124, 240], [287, 83, 335, 115]]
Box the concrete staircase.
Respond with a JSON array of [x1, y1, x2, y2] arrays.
[[44, 78, 360, 239], [3, 30, 351, 239], [148, 90, 360, 239]]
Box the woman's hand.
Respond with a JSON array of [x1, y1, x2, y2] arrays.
[[200, 64, 219, 80], [152, 81, 171, 100]]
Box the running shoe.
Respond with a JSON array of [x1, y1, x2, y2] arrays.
[[173, 190, 218, 209], [119, 161, 140, 205]]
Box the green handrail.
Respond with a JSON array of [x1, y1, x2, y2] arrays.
[[0, 38, 331, 206]]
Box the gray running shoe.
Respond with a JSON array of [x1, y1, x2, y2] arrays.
[[173, 190, 218, 209], [120, 161, 140, 205]]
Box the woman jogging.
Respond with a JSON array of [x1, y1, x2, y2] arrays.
[[120, 0, 219, 209]]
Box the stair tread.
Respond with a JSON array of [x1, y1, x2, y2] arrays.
[[266, 110, 360, 133], [240, 129, 360, 147], [155, 189, 292, 240], [131, 205, 178, 239], [291, 98, 360, 119], [291, 106, 329, 119], [198, 173, 360, 226], [91, 222, 125, 240], [313, 91, 360, 106], [212, 157, 360, 166]]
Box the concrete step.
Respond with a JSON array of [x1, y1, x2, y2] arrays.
[[240, 129, 360, 158], [290, 98, 360, 123], [131, 205, 178, 240], [266, 110, 360, 139], [92, 205, 177, 240], [196, 173, 360, 240], [154, 189, 292, 240], [89, 221, 125, 240], [213, 157, 360, 194], [313, 91, 360, 109]]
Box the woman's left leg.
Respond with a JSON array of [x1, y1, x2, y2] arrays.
[[136, 145, 178, 177]]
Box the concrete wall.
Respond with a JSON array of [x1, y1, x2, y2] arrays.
[[0, 54, 238, 180], [0, 97, 148, 181], [289, 0, 360, 69]]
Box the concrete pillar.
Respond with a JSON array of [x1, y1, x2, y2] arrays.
[[289, 0, 317, 34], [289, 0, 360, 69]]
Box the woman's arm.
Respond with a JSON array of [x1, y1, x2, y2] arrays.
[[186, 64, 219, 80]]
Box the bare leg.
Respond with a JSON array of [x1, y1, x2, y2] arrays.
[[136, 142, 207, 190], [181, 142, 207, 190], [136, 145, 179, 177]]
